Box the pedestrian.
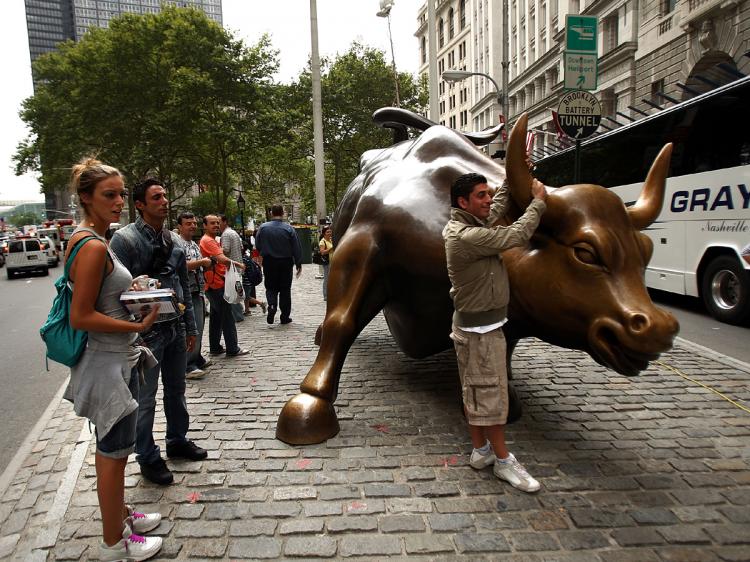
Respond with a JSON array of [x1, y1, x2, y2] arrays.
[[255, 205, 302, 324], [64, 158, 162, 560], [176, 212, 213, 380], [442, 172, 547, 493], [110, 179, 207, 486], [318, 225, 334, 301], [200, 214, 250, 357], [220, 214, 246, 323], [241, 241, 267, 315]]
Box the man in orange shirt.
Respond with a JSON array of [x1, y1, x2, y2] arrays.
[[199, 215, 249, 357]]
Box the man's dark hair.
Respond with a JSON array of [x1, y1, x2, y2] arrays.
[[270, 205, 284, 217], [219, 214, 229, 223], [132, 178, 163, 216], [450, 173, 487, 208], [177, 211, 195, 225]]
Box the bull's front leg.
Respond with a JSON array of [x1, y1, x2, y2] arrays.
[[276, 228, 387, 445]]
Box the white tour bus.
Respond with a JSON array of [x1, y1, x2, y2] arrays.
[[534, 75, 750, 325]]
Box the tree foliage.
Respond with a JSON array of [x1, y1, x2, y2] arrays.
[[14, 6, 281, 220], [294, 44, 428, 214]]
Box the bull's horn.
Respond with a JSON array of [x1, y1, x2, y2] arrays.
[[628, 143, 673, 230], [507, 113, 533, 206]]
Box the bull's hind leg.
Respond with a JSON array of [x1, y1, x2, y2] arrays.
[[277, 228, 387, 444]]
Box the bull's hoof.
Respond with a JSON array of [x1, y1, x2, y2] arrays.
[[276, 393, 340, 445]]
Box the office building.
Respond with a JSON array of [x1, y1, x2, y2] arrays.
[[415, 0, 749, 157], [25, 0, 222, 84]]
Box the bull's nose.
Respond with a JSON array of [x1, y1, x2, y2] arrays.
[[626, 309, 679, 347]]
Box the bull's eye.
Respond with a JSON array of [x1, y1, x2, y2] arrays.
[[574, 244, 601, 267]]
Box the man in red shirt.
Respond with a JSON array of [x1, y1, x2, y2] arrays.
[[199, 215, 249, 357]]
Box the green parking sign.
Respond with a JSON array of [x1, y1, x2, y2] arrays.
[[566, 15, 598, 54]]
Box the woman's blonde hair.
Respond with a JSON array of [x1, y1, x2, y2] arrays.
[[70, 157, 122, 211]]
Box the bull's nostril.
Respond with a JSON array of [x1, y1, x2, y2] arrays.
[[629, 313, 650, 333]]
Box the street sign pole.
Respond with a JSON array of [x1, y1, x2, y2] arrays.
[[574, 140, 581, 184]]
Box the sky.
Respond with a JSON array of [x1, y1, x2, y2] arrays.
[[0, 0, 423, 203]]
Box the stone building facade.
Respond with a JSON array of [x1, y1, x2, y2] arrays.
[[415, 0, 749, 158]]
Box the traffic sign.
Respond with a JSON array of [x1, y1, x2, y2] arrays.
[[563, 52, 598, 90], [566, 15, 598, 53], [555, 91, 601, 140]]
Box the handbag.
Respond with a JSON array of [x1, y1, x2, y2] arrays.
[[224, 262, 244, 304], [39, 236, 97, 368], [312, 247, 323, 265], [245, 258, 262, 286]]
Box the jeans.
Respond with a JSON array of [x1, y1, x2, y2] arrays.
[[136, 320, 189, 465], [322, 263, 330, 301], [231, 302, 245, 322], [205, 287, 239, 355], [263, 257, 294, 321], [186, 293, 206, 372]]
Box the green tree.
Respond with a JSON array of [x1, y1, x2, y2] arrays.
[[14, 6, 281, 220], [9, 211, 43, 227], [293, 43, 428, 214]]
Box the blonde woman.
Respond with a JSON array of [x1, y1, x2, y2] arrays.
[[64, 158, 162, 561]]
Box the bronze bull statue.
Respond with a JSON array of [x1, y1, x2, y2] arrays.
[[276, 111, 679, 445]]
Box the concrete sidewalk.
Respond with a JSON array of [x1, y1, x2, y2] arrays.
[[1, 264, 749, 560]]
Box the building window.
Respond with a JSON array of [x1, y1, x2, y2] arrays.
[[460, 0, 466, 29], [651, 78, 665, 103], [438, 18, 444, 48], [448, 8, 455, 39], [421, 37, 426, 64], [662, 0, 676, 14], [603, 14, 618, 54]]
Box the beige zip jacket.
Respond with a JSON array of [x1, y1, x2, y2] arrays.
[[442, 182, 546, 327]]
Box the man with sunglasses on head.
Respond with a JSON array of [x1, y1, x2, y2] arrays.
[[111, 179, 207, 486]]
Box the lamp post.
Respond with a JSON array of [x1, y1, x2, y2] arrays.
[[236, 191, 246, 240], [376, 0, 400, 107], [443, 69, 506, 157], [442, 69, 503, 108]]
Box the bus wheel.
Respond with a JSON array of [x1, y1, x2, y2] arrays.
[[701, 256, 750, 325]]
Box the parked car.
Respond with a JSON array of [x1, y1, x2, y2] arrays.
[[6, 237, 48, 279], [40, 236, 60, 267]]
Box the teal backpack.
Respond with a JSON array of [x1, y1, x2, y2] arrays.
[[40, 236, 97, 368]]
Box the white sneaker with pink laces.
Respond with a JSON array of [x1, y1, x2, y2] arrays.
[[126, 505, 162, 534], [99, 521, 162, 561]]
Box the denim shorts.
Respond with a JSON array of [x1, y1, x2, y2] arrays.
[[96, 366, 139, 459]]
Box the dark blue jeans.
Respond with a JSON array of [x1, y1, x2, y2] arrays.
[[205, 287, 239, 354], [186, 293, 206, 372], [136, 320, 189, 465], [263, 257, 294, 321]]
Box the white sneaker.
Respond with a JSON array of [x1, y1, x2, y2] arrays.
[[186, 368, 206, 380], [469, 445, 496, 469], [493, 453, 540, 493], [126, 506, 162, 534], [99, 521, 162, 561]]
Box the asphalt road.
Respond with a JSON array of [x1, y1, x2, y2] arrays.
[[650, 289, 750, 364], [0, 264, 68, 474]]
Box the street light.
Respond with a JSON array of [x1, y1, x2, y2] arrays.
[[442, 70, 503, 106], [376, 0, 400, 107], [236, 191, 245, 240]]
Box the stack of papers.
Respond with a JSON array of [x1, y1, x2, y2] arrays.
[[120, 289, 180, 323]]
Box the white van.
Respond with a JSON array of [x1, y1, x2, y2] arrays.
[[6, 237, 49, 279]]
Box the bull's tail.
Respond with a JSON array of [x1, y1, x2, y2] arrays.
[[373, 107, 503, 147]]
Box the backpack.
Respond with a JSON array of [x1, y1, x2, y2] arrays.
[[39, 236, 98, 368], [244, 256, 263, 287]]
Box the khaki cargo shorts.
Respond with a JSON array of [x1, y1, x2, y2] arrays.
[[450, 324, 509, 426]]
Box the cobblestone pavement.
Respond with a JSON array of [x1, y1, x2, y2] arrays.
[[2, 265, 750, 561]]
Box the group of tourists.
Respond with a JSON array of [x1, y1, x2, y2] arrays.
[[59, 146, 549, 561], [62, 158, 310, 561]]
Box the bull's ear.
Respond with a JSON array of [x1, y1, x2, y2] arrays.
[[507, 113, 533, 207], [628, 143, 673, 230]]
